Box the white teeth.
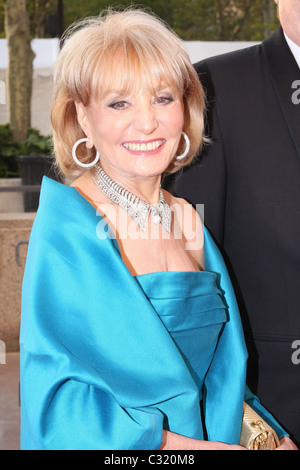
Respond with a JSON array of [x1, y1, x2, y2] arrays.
[[123, 140, 163, 152]]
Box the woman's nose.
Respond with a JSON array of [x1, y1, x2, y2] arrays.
[[133, 104, 159, 135]]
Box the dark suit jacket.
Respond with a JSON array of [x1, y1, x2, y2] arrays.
[[168, 27, 300, 445]]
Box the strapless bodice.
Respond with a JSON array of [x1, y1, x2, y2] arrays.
[[136, 271, 227, 394]]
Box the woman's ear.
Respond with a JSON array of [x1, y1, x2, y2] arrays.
[[75, 102, 94, 149]]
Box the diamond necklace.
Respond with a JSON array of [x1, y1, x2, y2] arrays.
[[91, 166, 171, 233]]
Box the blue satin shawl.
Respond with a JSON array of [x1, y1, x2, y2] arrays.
[[20, 177, 286, 450]]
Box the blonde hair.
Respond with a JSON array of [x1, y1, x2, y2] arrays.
[[51, 8, 206, 181]]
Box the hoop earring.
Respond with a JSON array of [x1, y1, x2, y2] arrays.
[[72, 138, 100, 168], [176, 133, 190, 160]]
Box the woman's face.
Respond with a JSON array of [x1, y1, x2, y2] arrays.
[[76, 83, 184, 185]]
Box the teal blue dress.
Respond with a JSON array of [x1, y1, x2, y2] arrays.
[[136, 270, 227, 413], [20, 177, 287, 450]]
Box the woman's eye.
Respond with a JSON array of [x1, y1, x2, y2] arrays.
[[155, 95, 174, 105], [109, 101, 128, 110]]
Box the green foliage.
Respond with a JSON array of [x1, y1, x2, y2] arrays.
[[0, 0, 279, 41], [0, 124, 20, 177], [62, 0, 279, 41], [17, 128, 53, 156], [0, 0, 4, 38], [0, 125, 52, 178]]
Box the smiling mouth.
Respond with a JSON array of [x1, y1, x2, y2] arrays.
[[122, 139, 165, 152]]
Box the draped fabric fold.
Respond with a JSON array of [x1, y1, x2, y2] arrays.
[[20, 177, 286, 450]]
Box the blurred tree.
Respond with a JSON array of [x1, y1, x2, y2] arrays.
[[263, 0, 276, 37], [58, 0, 280, 41], [5, 0, 35, 141], [173, 0, 279, 40], [27, 0, 58, 37], [0, 0, 4, 38], [58, 0, 65, 38], [0, 0, 279, 41]]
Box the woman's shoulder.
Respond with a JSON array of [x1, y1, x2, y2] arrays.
[[32, 176, 100, 246]]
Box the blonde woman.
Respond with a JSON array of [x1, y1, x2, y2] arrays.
[[20, 9, 294, 450]]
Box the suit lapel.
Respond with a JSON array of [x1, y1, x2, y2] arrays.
[[262, 27, 300, 158]]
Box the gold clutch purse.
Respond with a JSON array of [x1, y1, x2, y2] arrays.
[[239, 403, 280, 450]]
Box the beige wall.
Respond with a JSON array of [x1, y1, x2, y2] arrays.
[[0, 214, 35, 352]]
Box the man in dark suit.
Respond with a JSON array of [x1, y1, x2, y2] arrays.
[[168, 0, 300, 445]]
